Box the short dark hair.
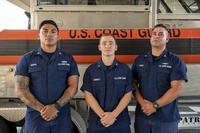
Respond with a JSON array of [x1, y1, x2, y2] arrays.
[[99, 33, 116, 43], [39, 20, 59, 31], [152, 24, 169, 33]]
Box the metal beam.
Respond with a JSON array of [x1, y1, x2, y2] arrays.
[[7, 0, 30, 12]]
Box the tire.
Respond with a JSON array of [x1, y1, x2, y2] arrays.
[[20, 125, 24, 133], [71, 108, 87, 133], [0, 117, 9, 133]]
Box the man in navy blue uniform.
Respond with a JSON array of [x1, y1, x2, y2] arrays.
[[15, 20, 79, 133], [132, 24, 188, 133], [81, 34, 134, 133]]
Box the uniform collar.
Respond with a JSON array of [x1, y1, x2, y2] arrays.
[[97, 58, 119, 70], [35, 48, 42, 55], [145, 49, 168, 62], [35, 48, 62, 55], [34, 48, 63, 61]]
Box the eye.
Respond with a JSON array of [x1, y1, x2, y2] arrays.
[[152, 32, 156, 36], [42, 30, 48, 34], [102, 41, 106, 46], [51, 29, 57, 34], [158, 32, 163, 36], [109, 41, 114, 45]]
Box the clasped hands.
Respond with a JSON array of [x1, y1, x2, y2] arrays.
[[100, 112, 117, 127], [40, 104, 59, 121], [141, 99, 156, 116]]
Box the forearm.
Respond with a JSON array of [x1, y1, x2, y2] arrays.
[[112, 92, 132, 117], [15, 75, 44, 112], [84, 91, 104, 118], [135, 88, 145, 106], [56, 75, 78, 107], [133, 81, 144, 107], [56, 87, 76, 107], [156, 80, 184, 108], [156, 88, 181, 107], [19, 90, 44, 111], [133, 81, 155, 116]]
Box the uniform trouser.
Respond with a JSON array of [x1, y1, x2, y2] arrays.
[[87, 126, 131, 133], [134, 117, 178, 133], [23, 116, 72, 133]]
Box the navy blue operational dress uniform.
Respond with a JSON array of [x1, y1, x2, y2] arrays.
[[15, 48, 79, 133], [132, 49, 188, 133], [81, 59, 134, 133]]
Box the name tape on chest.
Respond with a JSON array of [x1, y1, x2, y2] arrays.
[[30, 63, 37, 67], [93, 78, 101, 81], [114, 77, 126, 80], [158, 62, 172, 68], [58, 61, 70, 66]]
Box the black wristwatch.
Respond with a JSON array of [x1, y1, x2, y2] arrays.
[[55, 102, 62, 111], [153, 102, 159, 110]]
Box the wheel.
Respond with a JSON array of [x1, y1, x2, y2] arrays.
[[20, 125, 24, 133], [71, 108, 87, 133], [72, 122, 79, 133], [0, 117, 9, 133]]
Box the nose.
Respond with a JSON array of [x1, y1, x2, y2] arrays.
[[153, 34, 160, 39], [105, 42, 111, 48], [47, 31, 53, 36]]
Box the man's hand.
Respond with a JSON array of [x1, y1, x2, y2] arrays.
[[40, 104, 59, 121], [141, 99, 156, 116], [100, 112, 117, 127]]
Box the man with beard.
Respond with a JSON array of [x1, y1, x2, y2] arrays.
[[132, 24, 188, 133]]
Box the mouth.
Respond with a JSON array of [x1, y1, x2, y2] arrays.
[[153, 39, 159, 41], [153, 40, 160, 43], [45, 38, 53, 41]]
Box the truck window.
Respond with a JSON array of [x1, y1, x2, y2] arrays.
[[159, 0, 200, 13], [37, 0, 149, 5]]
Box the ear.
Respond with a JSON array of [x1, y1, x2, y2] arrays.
[[166, 32, 170, 43], [98, 44, 101, 51], [38, 33, 40, 40], [166, 36, 169, 43], [115, 44, 118, 51]]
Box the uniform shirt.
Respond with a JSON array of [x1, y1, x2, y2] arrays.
[[15, 48, 79, 126], [132, 49, 187, 122], [81, 59, 134, 129]]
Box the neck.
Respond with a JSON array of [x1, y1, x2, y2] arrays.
[[102, 55, 115, 66], [152, 47, 165, 56], [41, 44, 57, 53]]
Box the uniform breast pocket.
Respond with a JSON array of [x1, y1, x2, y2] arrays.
[[57, 65, 70, 78], [157, 69, 171, 91], [57, 65, 70, 71], [28, 66, 42, 80], [92, 81, 103, 86], [137, 67, 147, 78], [157, 69, 170, 80], [92, 81, 104, 96], [114, 79, 126, 86], [28, 66, 41, 73], [114, 79, 126, 97]]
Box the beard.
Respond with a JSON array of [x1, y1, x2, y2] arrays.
[[44, 39, 57, 47], [46, 43, 56, 47]]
